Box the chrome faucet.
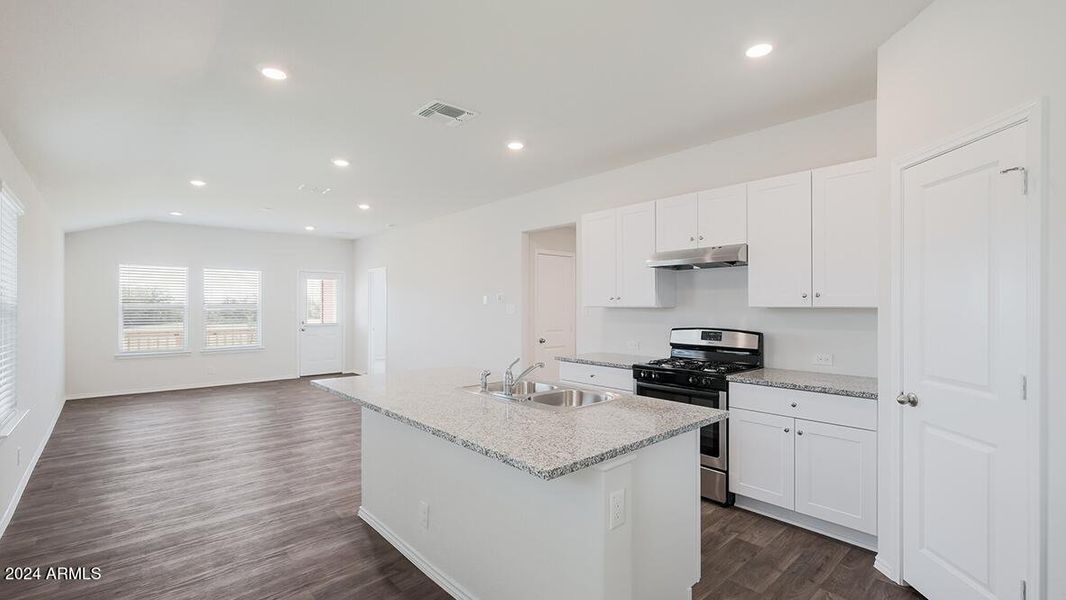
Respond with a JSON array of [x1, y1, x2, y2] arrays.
[[502, 358, 545, 396], [479, 369, 492, 393]]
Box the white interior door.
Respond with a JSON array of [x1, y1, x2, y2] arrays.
[[901, 123, 1029, 599], [367, 267, 387, 375], [298, 271, 343, 376], [532, 251, 575, 380]]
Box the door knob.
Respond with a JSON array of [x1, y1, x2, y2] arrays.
[[896, 392, 918, 407], [538, 338, 546, 344]]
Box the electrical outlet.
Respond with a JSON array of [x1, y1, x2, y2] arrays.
[[609, 489, 626, 530], [625, 340, 640, 352], [482, 295, 489, 305], [418, 500, 429, 530], [495, 293, 505, 304], [814, 353, 834, 366], [505, 303, 516, 315]]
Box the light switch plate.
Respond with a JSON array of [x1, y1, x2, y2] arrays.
[[814, 353, 834, 366], [418, 500, 429, 530]]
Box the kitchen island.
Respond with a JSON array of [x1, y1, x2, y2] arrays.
[[313, 368, 727, 600]]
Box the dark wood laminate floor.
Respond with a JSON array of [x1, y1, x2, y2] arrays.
[[0, 378, 922, 600]]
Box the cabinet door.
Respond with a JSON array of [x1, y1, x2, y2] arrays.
[[655, 193, 698, 252], [812, 158, 878, 307], [616, 200, 658, 307], [794, 419, 877, 534], [747, 171, 813, 307], [696, 184, 747, 247], [580, 208, 617, 307], [728, 408, 795, 509]]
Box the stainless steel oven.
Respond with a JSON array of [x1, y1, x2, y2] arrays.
[[634, 380, 731, 505]]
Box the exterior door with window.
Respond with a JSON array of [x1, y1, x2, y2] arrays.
[[298, 271, 343, 376]]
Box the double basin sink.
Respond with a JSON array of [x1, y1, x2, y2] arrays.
[[462, 380, 618, 409]]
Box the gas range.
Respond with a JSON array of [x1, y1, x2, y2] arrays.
[[631, 327, 764, 506], [633, 328, 764, 391]]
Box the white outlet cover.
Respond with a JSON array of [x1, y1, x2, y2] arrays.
[[505, 303, 516, 315], [814, 353, 834, 366], [609, 489, 625, 530], [419, 500, 429, 530]]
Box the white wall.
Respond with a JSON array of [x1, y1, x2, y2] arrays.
[[352, 101, 878, 377], [0, 128, 65, 534], [65, 222, 355, 398], [875, 0, 1065, 595]]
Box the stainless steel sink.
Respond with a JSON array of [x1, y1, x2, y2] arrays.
[[461, 380, 559, 399], [527, 388, 618, 408]]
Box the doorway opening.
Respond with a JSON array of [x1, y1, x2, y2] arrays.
[[367, 266, 387, 375], [522, 225, 577, 381]]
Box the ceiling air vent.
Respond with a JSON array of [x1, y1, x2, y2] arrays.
[[414, 99, 479, 126]]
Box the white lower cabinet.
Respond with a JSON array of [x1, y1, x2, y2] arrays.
[[794, 419, 877, 535], [729, 408, 795, 509], [729, 384, 878, 537]]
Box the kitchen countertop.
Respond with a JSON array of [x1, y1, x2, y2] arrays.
[[313, 368, 727, 480], [727, 368, 877, 400], [555, 352, 656, 369]]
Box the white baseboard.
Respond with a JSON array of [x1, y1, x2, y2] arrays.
[[0, 398, 63, 540], [734, 495, 878, 551], [358, 506, 477, 600], [64, 374, 302, 401]]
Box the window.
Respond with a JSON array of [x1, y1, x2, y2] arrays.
[[203, 268, 261, 350], [0, 186, 22, 434], [119, 265, 188, 354], [304, 277, 337, 325]]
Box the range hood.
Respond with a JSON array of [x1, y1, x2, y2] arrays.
[[646, 243, 748, 270]]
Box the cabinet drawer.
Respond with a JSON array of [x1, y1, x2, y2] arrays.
[[729, 383, 876, 431], [558, 362, 634, 392]]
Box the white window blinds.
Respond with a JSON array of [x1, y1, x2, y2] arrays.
[[203, 268, 261, 349], [0, 187, 22, 431], [304, 278, 338, 325], [119, 265, 188, 353]]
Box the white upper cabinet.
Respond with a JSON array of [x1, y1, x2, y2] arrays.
[[656, 186, 746, 252], [811, 159, 878, 307], [580, 208, 618, 307], [580, 201, 675, 308], [655, 193, 698, 252], [696, 184, 747, 247], [747, 170, 814, 307]]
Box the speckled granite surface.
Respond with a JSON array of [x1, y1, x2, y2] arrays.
[[727, 368, 877, 400], [555, 352, 656, 369], [313, 368, 727, 480]]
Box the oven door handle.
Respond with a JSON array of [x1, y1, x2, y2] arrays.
[[636, 381, 723, 399]]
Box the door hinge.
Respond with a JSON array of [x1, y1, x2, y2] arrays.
[[1000, 166, 1028, 195], [1021, 375, 1028, 400]]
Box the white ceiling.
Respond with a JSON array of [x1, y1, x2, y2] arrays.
[[0, 0, 930, 238]]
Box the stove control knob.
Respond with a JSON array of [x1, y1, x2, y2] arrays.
[[651, 372, 660, 380], [688, 375, 698, 385]]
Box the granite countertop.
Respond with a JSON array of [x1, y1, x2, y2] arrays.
[[313, 368, 726, 480], [555, 352, 656, 369], [727, 368, 877, 400]]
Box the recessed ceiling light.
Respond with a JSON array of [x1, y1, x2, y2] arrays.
[[745, 43, 774, 58], [260, 66, 288, 80], [332, 158, 350, 167], [304, 225, 315, 231], [357, 203, 371, 210], [169, 211, 183, 217], [189, 179, 206, 187], [507, 140, 525, 151]]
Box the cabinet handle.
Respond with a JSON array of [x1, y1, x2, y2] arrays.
[[802, 293, 808, 299], [790, 402, 797, 408], [815, 292, 821, 298], [698, 235, 704, 241], [589, 374, 596, 378], [783, 428, 790, 433], [797, 430, 804, 436], [689, 236, 695, 242]]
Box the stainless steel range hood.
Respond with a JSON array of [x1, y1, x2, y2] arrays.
[[645, 243, 748, 270]]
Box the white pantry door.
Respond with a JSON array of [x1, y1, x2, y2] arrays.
[[298, 271, 344, 376], [532, 251, 575, 380], [901, 123, 1029, 599], [367, 267, 387, 375]]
